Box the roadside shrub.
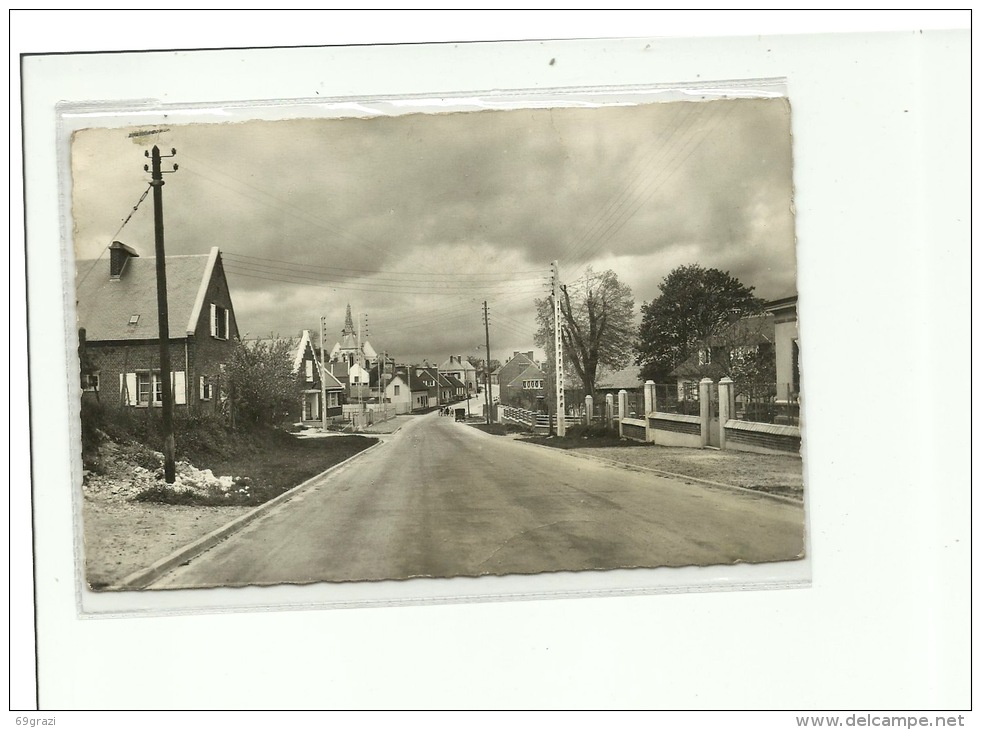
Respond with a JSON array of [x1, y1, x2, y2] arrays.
[[566, 423, 617, 439], [80, 397, 106, 456], [172, 411, 233, 458]]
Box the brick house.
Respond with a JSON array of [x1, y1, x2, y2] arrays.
[[291, 329, 345, 422], [497, 351, 547, 409], [76, 242, 240, 412]]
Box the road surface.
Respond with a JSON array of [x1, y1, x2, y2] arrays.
[[151, 406, 805, 588]]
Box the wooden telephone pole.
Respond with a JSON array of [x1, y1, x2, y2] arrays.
[[483, 300, 492, 425], [146, 145, 179, 482], [551, 261, 566, 437], [320, 315, 328, 432]]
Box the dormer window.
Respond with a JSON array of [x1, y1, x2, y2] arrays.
[[128, 314, 140, 326]]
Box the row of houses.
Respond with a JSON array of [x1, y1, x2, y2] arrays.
[[76, 243, 484, 422], [76, 243, 799, 425], [492, 300, 800, 415]]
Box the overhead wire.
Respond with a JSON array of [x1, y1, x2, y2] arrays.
[[76, 184, 152, 286], [558, 102, 698, 272], [562, 101, 736, 282]]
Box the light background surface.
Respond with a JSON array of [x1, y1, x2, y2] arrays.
[[11, 10, 972, 713]]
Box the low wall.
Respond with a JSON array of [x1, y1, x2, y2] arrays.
[[620, 417, 647, 442], [724, 419, 801, 456], [649, 412, 702, 448]]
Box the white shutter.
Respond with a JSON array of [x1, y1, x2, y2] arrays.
[[210, 303, 217, 337], [124, 373, 137, 406], [224, 308, 230, 340], [173, 371, 186, 405], [199, 376, 206, 400]]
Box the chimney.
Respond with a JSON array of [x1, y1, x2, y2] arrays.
[[109, 241, 139, 279]]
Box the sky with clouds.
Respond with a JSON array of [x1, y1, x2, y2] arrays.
[[71, 96, 797, 367]]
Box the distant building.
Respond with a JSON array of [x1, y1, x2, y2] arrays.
[[439, 355, 479, 395], [497, 351, 546, 409], [329, 303, 377, 367]]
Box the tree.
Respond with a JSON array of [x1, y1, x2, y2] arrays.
[[535, 268, 636, 399], [466, 354, 500, 373], [635, 264, 764, 384], [225, 338, 301, 429]]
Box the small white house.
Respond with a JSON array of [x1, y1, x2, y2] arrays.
[[385, 374, 413, 414]]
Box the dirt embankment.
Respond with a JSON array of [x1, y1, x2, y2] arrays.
[[80, 441, 254, 589]]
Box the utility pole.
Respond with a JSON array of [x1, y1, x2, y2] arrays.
[[320, 315, 328, 432], [356, 313, 364, 418], [551, 261, 566, 437], [145, 145, 179, 482], [483, 300, 492, 425]]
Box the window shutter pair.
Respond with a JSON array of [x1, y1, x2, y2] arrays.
[[119, 371, 185, 405], [209, 304, 230, 339]]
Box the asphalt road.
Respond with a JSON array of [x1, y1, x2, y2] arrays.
[[151, 408, 805, 588]]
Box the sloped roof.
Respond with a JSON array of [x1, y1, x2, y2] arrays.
[[76, 249, 221, 341], [507, 363, 545, 388], [670, 314, 776, 379], [440, 356, 477, 373], [596, 365, 644, 391], [321, 369, 345, 390], [443, 373, 466, 389]]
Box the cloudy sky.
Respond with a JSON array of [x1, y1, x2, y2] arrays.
[[71, 97, 797, 367]]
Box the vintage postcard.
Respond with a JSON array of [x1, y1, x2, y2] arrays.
[[70, 93, 804, 593]]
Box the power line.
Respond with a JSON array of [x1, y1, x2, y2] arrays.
[[77, 184, 152, 286], [558, 102, 698, 270], [224, 251, 547, 280], [562, 101, 736, 281], [223, 262, 546, 295]]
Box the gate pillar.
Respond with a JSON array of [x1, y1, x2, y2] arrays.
[[718, 377, 735, 451], [699, 378, 713, 447]]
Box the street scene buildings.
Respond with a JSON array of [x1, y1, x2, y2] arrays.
[[72, 95, 804, 591]]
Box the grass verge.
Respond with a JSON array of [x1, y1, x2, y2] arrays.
[[517, 423, 644, 449], [134, 428, 378, 507]]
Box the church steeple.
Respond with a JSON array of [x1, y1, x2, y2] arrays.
[[342, 303, 355, 337]]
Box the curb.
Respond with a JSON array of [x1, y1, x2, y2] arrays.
[[112, 439, 386, 591], [507, 437, 804, 506]]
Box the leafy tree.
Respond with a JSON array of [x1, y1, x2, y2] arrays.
[[225, 338, 301, 429], [635, 264, 764, 384], [535, 268, 636, 399], [466, 354, 501, 385]]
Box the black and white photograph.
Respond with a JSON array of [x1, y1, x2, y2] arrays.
[[16, 11, 969, 714], [71, 93, 805, 592]]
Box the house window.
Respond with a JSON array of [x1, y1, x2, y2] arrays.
[[125, 370, 186, 407], [128, 314, 140, 326], [394, 385, 400, 396], [523, 379, 542, 390], [210, 304, 229, 340], [698, 348, 712, 366], [200, 375, 212, 401], [82, 372, 100, 392], [327, 392, 339, 408], [305, 359, 314, 382], [136, 372, 163, 406]]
